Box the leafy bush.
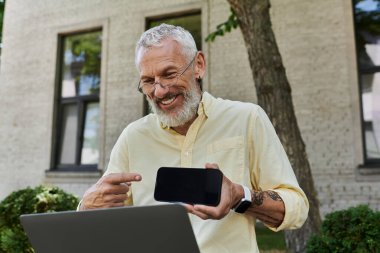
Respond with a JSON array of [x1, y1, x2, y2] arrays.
[[0, 186, 79, 253], [306, 205, 380, 253]]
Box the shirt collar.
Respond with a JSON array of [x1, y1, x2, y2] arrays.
[[199, 91, 213, 118]]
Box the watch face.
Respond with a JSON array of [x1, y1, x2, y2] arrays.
[[234, 200, 251, 213]]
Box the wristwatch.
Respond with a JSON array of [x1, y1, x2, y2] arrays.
[[233, 185, 252, 213]]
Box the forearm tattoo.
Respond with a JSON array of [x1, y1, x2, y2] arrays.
[[251, 190, 283, 206], [252, 191, 264, 206], [267, 190, 282, 201]]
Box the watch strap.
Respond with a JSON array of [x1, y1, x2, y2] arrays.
[[242, 185, 251, 202], [233, 185, 252, 213]]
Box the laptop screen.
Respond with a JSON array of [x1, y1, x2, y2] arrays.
[[20, 204, 200, 253]]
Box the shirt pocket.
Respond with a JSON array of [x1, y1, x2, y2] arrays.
[[206, 136, 245, 184]]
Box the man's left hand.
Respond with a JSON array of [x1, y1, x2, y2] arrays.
[[183, 163, 243, 220]]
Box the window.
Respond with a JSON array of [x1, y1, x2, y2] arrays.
[[353, 0, 380, 164], [143, 11, 202, 115], [147, 11, 202, 50], [52, 30, 102, 171]]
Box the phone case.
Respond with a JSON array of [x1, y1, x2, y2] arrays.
[[154, 167, 223, 206]]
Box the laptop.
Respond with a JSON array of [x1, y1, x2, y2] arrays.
[[20, 204, 200, 253]]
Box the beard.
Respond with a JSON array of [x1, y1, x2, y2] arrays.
[[147, 82, 201, 127]]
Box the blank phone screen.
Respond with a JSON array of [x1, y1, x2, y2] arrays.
[[154, 167, 223, 206]]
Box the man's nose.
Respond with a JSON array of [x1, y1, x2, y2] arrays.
[[153, 82, 170, 98]]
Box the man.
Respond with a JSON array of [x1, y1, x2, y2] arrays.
[[80, 24, 309, 253]]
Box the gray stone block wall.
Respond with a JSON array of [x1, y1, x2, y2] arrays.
[[0, 0, 379, 215]]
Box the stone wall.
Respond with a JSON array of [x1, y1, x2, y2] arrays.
[[0, 0, 378, 215]]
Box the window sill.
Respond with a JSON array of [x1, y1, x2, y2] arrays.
[[356, 165, 380, 182], [45, 170, 102, 184]]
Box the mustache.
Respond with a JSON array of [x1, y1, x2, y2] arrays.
[[153, 91, 183, 103]]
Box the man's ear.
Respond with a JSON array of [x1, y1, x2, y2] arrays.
[[194, 51, 206, 79]]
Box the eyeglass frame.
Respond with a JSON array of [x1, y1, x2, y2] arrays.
[[137, 53, 197, 94]]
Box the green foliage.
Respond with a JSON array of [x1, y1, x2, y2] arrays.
[[256, 222, 286, 251], [353, 0, 380, 65], [67, 31, 102, 76], [0, 186, 79, 253], [0, 227, 33, 253], [306, 205, 380, 253], [205, 8, 238, 42]]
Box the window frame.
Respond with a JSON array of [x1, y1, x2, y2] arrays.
[[352, 0, 380, 166], [51, 28, 102, 172]]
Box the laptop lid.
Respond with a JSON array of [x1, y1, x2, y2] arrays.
[[20, 204, 200, 253]]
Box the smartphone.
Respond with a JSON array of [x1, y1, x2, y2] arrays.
[[154, 167, 223, 206]]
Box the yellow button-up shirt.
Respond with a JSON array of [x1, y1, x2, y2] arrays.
[[105, 92, 309, 253]]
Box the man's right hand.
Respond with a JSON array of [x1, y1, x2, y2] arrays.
[[79, 173, 142, 210]]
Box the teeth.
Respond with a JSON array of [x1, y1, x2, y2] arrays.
[[161, 96, 176, 105]]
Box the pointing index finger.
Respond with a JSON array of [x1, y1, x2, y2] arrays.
[[104, 173, 142, 185]]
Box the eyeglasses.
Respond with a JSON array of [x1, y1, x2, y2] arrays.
[[137, 55, 196, 94]]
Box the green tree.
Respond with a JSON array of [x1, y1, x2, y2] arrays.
[[207, 1, 322, 252]]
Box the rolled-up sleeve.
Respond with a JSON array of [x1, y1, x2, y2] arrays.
[[249, 106, 309, 231], [272, 188, 309, 231]]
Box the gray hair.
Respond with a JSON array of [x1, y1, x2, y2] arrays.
[[135, 23, 197, 67]]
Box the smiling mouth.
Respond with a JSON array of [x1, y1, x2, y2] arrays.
[[158, 95, 177, 106]]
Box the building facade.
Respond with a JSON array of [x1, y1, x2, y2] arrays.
[[0, 0, 379, 216]]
